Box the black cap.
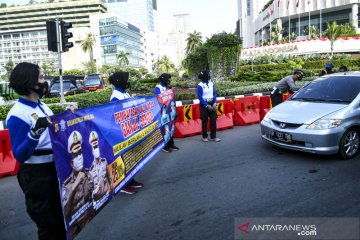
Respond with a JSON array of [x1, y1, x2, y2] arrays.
[[109, 71, 130, 90], [159, 73, 172, 86], [198, 70, 210, 81]]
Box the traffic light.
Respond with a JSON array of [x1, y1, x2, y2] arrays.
[[46, 20, 58, 52], [60, 21, 73, 52]]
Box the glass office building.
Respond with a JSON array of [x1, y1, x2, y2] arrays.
[[97, 15, 144, 67]]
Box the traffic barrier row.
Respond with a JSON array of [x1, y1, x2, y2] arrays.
[[174, 95, 292, 138], [0, 129, 19, 178]]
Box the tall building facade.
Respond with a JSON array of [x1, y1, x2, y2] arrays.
[[90, 13, 144, 68], [0, 0, 107, 71], [104, 0, 159, 71], [161, 13, 191, 67], [238, 0, 360, 48], [104, 0, 157, 32]]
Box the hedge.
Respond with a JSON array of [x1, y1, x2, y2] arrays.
[[238, 58, 360, 74]]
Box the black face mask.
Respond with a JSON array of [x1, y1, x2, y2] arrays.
[[31, 83, 48, 99]]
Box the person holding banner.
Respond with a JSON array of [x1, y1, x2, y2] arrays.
[[109, 71, 144, 195], [197, 70, 221, 142], [6, 62, 66, 240], [154, 73, 179, 152]]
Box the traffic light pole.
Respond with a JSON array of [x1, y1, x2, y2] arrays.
[[55, 19, 66, 104]]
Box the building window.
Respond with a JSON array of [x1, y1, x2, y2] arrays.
[[247, 0, 251, 16]]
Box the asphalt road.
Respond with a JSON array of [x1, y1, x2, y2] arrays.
[[1, 124, 360, 240]]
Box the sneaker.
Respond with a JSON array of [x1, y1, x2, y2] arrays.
[[169, 145, 179, 151], [162, 148, 172, 153], [120, 187, 137, 195], [128, 180, 144, 189], [203, 138, 208, 142], [210, 137, 221, 142]]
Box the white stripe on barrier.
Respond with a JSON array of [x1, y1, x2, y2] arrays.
[[176, 101, 183, 107], [193, 99, 200, 104], [234, 95, 245, 98], [253, 93, 263, 97], [217, 97, 225, 100]]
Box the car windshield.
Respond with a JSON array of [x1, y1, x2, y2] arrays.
[[84, 77, 100, 87], [292, 76, 360, 103], [51, 81, 74, 91]]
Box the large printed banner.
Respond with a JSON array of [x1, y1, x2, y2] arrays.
[[48, 90, 176, 239]]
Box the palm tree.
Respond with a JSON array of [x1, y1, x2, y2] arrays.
[[155, 56, 175, 74], [271, 24, 283, 44], [304, 25, 320, 39], [339, 23, 356, 35], [325, 21, 340, 58], [81, 32, 96, 62], [116, 51, 129, 67], [185, 31, 202, 55]]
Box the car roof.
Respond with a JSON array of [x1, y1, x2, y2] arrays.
[[322, 71, 360, 77]]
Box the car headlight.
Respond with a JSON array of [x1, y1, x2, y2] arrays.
[[307, 119, 342, 130]]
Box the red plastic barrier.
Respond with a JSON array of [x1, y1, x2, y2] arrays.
[[174, 104, 202, 138], [259, 96, 271, 120], [0, 129, 19, 178], [215, 99, 234, 131], [233, 96, 260, 126], [282, 93, 293, 101]]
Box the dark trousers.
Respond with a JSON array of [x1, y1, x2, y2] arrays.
[[200, 104, 217, 139], [17, 162, 66, 240], [270, 92, 283, 107], [164, 137, 175, 150]]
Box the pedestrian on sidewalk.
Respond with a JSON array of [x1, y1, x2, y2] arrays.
[[270, 69, 304, 107], [154, 73, 180, 152], [6, 62, 66, 240], [197, 70, 221, 142], [109, 71, 144, 195]]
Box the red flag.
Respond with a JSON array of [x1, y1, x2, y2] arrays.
[[296, 0, 300, 7], [277, 0, 281, 7], [268, 6, 273, 15], [287, 0, 290, 9]]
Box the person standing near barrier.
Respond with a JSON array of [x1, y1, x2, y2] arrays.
[[154, 73, 180, 152], [197, 70, 221, 142], [270, 69, 304, 107], [6, 62, 66, 240], [320, 61, 335, 76], [109, 71, 144, 195]]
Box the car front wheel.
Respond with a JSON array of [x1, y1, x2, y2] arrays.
[[339, 127, 360, 160]]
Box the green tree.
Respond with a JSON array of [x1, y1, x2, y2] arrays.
[[271, 24, 283, 44], [290, 32, 297, 41], [206, 32, 241, 77], [325, 21, 341, 58], [41, 61, 56, 76], [185, 31, 202, 55], [0, 3, 7, 8], [138, 67, 148, 79], [339, 23, 356, 35], [116, 51, 129, 67], [182, 44, 208, 77], [154, 56, 175, 75], [81, 61, 96, 74], [4, 59, 14, 81], [64, 69, 86, 76], [81, 32, 96, 62], [304, 25, 320, 39]]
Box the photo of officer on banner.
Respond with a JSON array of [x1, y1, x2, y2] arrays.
[[61, 130, 94, 237]]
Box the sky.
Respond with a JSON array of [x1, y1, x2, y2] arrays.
[[0, 0, 239, 38], [156, 0, 238, 39]]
